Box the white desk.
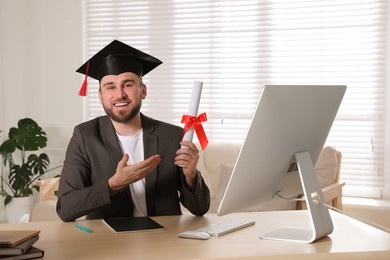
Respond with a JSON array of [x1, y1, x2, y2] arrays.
[[0, 210, 389, 259]]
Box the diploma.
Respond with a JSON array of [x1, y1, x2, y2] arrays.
[[181, 81, 208, 152], [182, 81, 203, 144]]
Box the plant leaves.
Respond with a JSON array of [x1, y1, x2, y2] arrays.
[[8, 164, 32, 196], [0, 139, 16, 167], [28, 153, 50, 175], [0, 138, 16, 154], [0, 118, 50, 198], [4, 195, 12, 206], [8, 118, 48, 152]]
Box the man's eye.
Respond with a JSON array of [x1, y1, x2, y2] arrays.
[[104, 85, 116, 91]]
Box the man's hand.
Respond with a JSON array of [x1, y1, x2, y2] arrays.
[[175, 141, 199, 188], [108, 154, 161, 196]]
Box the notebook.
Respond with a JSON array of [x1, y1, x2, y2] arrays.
[[102, 217, 165, 233], [0, 246, 44, 260], [0, 231, 40, 248], [0, 236, 39, 256]]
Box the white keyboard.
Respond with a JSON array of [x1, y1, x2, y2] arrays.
[[195, 218, 255, 237]]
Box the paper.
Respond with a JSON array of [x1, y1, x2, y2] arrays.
[[182, 81, 203, 145]]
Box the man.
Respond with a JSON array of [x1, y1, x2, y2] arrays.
[[56, 40, 210, 222]]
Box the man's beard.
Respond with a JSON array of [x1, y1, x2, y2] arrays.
[[103, 101, 142, 123]]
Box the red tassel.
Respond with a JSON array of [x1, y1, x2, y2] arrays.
[[78, 79, 87, 96], [78, 62, 90, 96]]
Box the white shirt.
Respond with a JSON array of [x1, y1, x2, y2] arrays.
[[117, 129, 147, 217]]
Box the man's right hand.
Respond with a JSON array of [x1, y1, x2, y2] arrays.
[[108, 154, 161, 196]]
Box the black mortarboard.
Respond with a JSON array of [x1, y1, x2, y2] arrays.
[[76, 39, 162, 96]]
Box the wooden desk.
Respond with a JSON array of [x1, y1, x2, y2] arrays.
[[1, 210, 389, 260]]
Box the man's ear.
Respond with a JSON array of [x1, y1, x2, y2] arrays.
[[142, 84, 147, 99]]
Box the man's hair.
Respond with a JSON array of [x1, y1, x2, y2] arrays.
[[98, 75, 144, 92]]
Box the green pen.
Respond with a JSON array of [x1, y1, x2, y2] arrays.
[[75, 225, 93, 233]]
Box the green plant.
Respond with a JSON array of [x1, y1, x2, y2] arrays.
[[0, 118, 60, 206]]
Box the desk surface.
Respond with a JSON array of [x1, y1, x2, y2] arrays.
[[1, 210, 389, 260]]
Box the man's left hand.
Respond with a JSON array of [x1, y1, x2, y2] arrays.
[[175, 141, 199, 187]]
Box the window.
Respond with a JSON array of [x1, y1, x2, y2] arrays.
[[82, 0, 388, 199]]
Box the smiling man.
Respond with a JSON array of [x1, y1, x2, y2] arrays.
[[56, 40, 210, 222]]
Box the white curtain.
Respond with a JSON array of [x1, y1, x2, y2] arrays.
[[82, 0, 387, 199]]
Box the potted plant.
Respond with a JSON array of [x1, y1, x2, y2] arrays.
[[0, 129, 4, 223], [0, 118, 60, 222]]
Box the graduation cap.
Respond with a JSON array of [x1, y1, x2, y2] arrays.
[[76, 39, 162, 96]]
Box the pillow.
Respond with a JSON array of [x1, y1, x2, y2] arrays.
[[314, 146, 339, 188]]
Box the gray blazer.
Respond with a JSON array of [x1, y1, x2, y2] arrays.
[[56, 114, 210, 222]]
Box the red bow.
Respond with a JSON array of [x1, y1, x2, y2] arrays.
[[181, 113, 209, 150]]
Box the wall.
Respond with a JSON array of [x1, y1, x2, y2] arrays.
[[0, 0, 83, 221], [0, 0, 389, 226]]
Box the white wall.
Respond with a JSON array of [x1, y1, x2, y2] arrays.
[[384, 0, 390, 201], [0, 0, 83, 171], [0, 0, 389, 223]]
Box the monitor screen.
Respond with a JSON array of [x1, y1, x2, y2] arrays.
[[216, 85, 346, 242]]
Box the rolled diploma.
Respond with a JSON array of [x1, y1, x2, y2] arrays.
[[182, 81, 203, 147]]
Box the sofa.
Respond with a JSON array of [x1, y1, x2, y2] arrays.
[[31, 143, 344, 221], [196, 142, 344, 213]]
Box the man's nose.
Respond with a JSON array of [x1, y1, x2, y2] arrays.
[[117, 87, 127, 98]]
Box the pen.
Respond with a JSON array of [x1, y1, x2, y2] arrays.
[[75, 225, 93, 233]]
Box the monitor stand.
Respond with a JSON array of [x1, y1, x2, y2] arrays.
[[259, 151, 334, 243]]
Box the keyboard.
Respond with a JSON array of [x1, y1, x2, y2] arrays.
[[195, 218, 255, 237]]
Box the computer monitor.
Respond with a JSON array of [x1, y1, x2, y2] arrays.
[[217, 85, 346, 243]]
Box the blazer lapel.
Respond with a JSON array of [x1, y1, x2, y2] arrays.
[[141, 114, 158, 215], [99, 117, 133, 200], [99, 117, 123, 175]]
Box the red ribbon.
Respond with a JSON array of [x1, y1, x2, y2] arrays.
[[181, 113, 209, 151]]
